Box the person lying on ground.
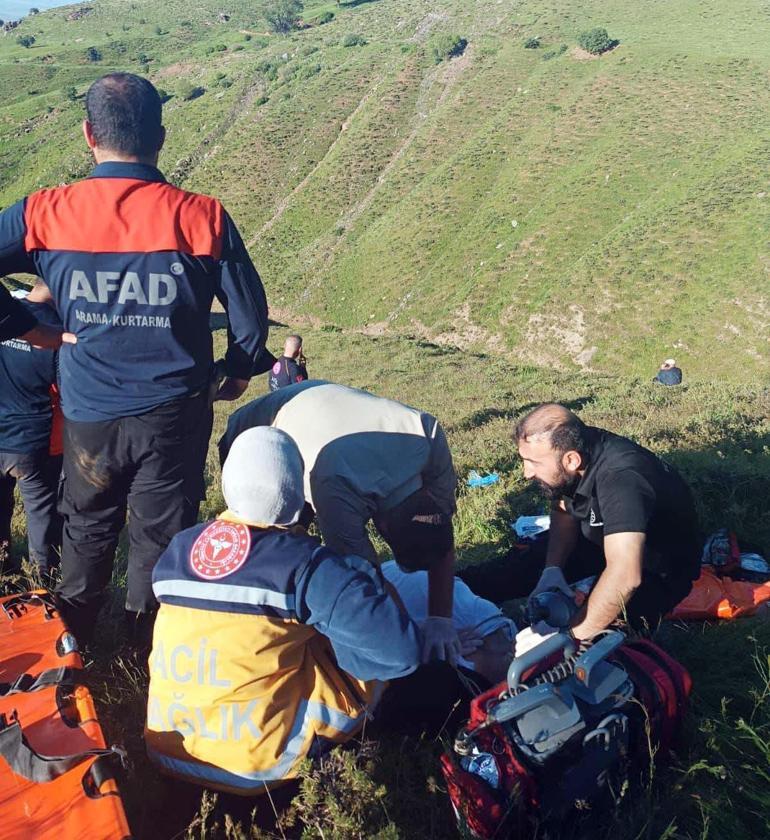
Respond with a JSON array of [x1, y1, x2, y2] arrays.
[[381, 560, 516, 684], [218, 381, 462, 665], [145, 427, 478, 794], [461, 404, 701, 644], [0, 281, 63, 575], [267, 334, 309, 391]]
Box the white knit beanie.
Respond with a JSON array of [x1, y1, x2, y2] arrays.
[[221, 427, 305, 526]]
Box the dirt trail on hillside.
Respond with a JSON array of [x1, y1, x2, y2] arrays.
[[247, 83, 384, 246]]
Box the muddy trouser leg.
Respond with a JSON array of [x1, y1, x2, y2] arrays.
[[15, 451, 62, 571], [57, 417, 128, 646], [457, 536, 605, 604], [124, 393, 210, 622]]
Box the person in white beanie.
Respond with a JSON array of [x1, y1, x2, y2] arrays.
[[146, 426, 433, 794]]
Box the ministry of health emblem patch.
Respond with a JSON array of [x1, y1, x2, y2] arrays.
[[189, 521, 251, 580]]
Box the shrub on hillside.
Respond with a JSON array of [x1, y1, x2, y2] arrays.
[[578, 27, 617, 55], [316, 11, 334, 25], [523, 37, 540, 49], [542, 43, 567, 60], [429, 34, 467, 64], [177, 81, 204, 101], [65, 86, 78, 101], [16, 35, 35, 48], [85, 46, 102, 62], [265, 0, 303, 34], [341, 33, 366, 47]]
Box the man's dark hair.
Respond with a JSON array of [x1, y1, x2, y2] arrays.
[[514, 403, 591, 459], [85, 73, 163, 157], [374, 489, 454, 573]]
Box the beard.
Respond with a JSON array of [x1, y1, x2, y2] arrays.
[[533, 465, 579, 500]]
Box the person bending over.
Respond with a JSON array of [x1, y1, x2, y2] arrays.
[[219, 381, 462, 664]]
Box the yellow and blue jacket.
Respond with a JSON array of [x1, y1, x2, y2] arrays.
[[145, 514, 421, 793]]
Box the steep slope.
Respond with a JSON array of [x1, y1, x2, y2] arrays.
[[0, 0, 768, 378]]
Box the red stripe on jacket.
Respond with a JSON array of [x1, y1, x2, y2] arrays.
[[24, 178, 224, 259]]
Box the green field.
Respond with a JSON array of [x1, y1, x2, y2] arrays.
[[0, 0, 768, 377], [1, 0, 769, 837]]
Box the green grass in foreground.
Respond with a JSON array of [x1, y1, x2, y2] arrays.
[[3, 324, 769, 838]]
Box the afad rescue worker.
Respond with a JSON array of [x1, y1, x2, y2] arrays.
[[145, 427, 422, 793], [267, 334, 308, 391], [514, 404, 701, 652], [0, 73, 270, 646], [0, 282, 76, 349], [219, 381, 464, 664], [0, 282, 63, 573]]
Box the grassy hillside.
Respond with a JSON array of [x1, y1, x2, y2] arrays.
[[0, 0, 768, 377]]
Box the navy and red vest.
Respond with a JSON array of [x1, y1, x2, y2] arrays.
[[0, 162, 269, 422]]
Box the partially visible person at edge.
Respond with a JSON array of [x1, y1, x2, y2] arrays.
[[653, 358, 682, 386], [218, 381, 465, 665], [0, 282, 76, 348], [0, 281, 64, 574], [462, 403, 701, 645], [0, 73, 270, 648], [267, 334, 308, 392], [146, 427, 428, 794]]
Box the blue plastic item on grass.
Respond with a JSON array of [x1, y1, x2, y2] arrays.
[[467, 470, 499, 487]]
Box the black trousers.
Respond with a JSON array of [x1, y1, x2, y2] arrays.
[[56, 393, 210, 643], [0, 450, 62, 572], [458, 536, 694, 631]]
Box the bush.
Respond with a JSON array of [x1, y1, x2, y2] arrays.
[[177, 81, 204, 101], [255, 59, 279, 81], [65, 86, 78, 101], [16, 35, 35, 48], [542, 43, 567, 61], [85, 46, 102, 62], [341, 33, 366, 47], [523, 37, 540, 49], [316, 10, 334, 24], [577, 27, 617, 55], [265, 0, 303, 34], [429, 34, 467, 63]]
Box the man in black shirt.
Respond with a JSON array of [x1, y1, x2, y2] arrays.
[[267, 334, 308, 392], [516, 403, 701, 636]]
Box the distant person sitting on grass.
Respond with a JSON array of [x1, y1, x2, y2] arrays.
[[267, 334, 308, 391], [653, 358, 682, 386], [146, 427, 482, 794]]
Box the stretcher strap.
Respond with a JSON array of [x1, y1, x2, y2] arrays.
[[0, 667, 84, 696], [0, 719, 126, 783]]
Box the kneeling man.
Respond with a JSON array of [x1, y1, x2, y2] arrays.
[[145, 427, 421, 793], [516, 403, 701, 641]]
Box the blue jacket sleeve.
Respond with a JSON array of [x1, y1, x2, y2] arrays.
[[0, 199, 35, 277], [214, 210, 270, 380], [296, 553, 421, 682]]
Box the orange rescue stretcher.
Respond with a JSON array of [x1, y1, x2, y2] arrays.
[[0, 591, 131, 839]]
